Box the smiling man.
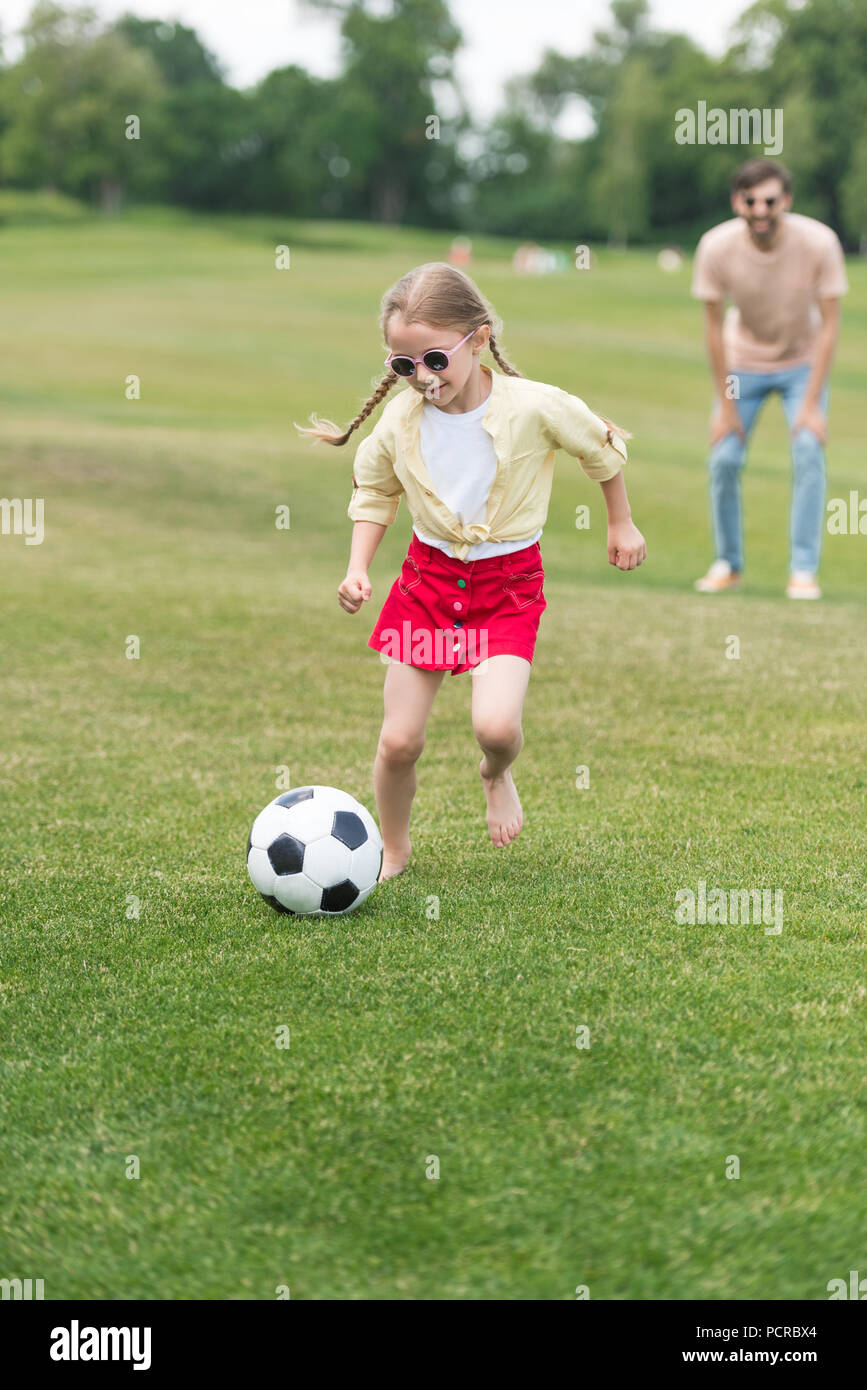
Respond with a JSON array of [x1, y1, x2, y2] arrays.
[[691, 159, 849, 599]]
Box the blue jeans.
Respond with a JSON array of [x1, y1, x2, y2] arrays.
[[706, 364, 829, 574]]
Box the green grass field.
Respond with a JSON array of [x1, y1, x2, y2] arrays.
[[1, 205, 865, 1300]]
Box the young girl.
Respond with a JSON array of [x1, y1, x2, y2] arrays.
[[295, 262, 646, 883]]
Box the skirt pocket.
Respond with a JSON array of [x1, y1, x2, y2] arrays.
[[397, 554, 423, 596], [502, 567, 545, 610]]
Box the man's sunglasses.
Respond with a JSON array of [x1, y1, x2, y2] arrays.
[[385, 327, 477, 377], [744, 195, 778, 207]]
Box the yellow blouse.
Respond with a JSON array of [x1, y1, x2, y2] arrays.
[[348, 362, 627, 562]]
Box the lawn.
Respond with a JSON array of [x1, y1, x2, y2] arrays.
[[0, 206, 865, 1299]]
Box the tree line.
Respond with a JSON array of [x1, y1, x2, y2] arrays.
[[1, 0, 865, 249]]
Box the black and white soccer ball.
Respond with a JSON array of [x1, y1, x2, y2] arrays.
[[246, 786, 383, 916]]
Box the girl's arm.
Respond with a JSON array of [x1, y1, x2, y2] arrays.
[[339, 521, 387, 614], [599, 471, 646, 572], [349, 520, 386, 573]]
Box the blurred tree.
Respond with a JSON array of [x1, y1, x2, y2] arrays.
[[545, 0, 654, 117], [523, 1, 712, 243], [457, 71, 564, 238], [114, 12, 250, 209], [0, 21, 8, 158], [733, 0, 867, 238], [302, 0, 464, 224], [113, 16, 224, 87], [238, 65, 334, 214], [592, 56, 654, 247], [0, 2, 163, 209], [841, 133, 867, 252]]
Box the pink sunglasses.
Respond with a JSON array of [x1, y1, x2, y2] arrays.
[[385, 327, 477, 378]]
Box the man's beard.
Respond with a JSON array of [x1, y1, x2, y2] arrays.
[[748, 214, 779, 240]]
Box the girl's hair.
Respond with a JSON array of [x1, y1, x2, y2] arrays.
[[293, 259, 630, 446]]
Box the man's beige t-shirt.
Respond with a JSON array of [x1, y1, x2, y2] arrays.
[[691, 212, 848, 371]]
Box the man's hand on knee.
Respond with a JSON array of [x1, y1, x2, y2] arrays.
[[710, 400, 746, 445], [791, 402, 827, 444]]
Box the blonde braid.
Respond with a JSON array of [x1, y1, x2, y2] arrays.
[[487, 331, 523, 377], [294, 370, 399, 447]]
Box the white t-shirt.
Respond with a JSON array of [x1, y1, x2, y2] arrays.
[[413, 395, 543, 560]]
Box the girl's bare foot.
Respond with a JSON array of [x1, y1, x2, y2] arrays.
[[479, 758, 523, 847], [378, 840, 412, 883]]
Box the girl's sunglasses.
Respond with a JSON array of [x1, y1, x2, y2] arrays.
[[385, 327, 477, 378]]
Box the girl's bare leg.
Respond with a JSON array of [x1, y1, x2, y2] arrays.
[[471, 654, 532, 847], [375, 659, 446, 881]]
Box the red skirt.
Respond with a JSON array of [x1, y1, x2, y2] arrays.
[[367, 532, 547, 676]]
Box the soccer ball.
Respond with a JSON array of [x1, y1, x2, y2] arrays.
[[246, 786, 383, 916]]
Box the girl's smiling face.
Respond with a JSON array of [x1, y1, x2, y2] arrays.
[[385, 316, 486, 402]]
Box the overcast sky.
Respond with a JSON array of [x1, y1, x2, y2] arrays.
[[2, 0, 751, 136]]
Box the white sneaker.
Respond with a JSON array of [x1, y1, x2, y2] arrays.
[[786, 572, 821, 600], [694, 559, 742, 593]]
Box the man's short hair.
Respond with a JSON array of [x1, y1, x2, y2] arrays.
[[731, 159, 792, 195]]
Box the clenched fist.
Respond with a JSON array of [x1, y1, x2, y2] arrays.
[[607, 520, 647, 571], [338, 570, 372, 614]]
